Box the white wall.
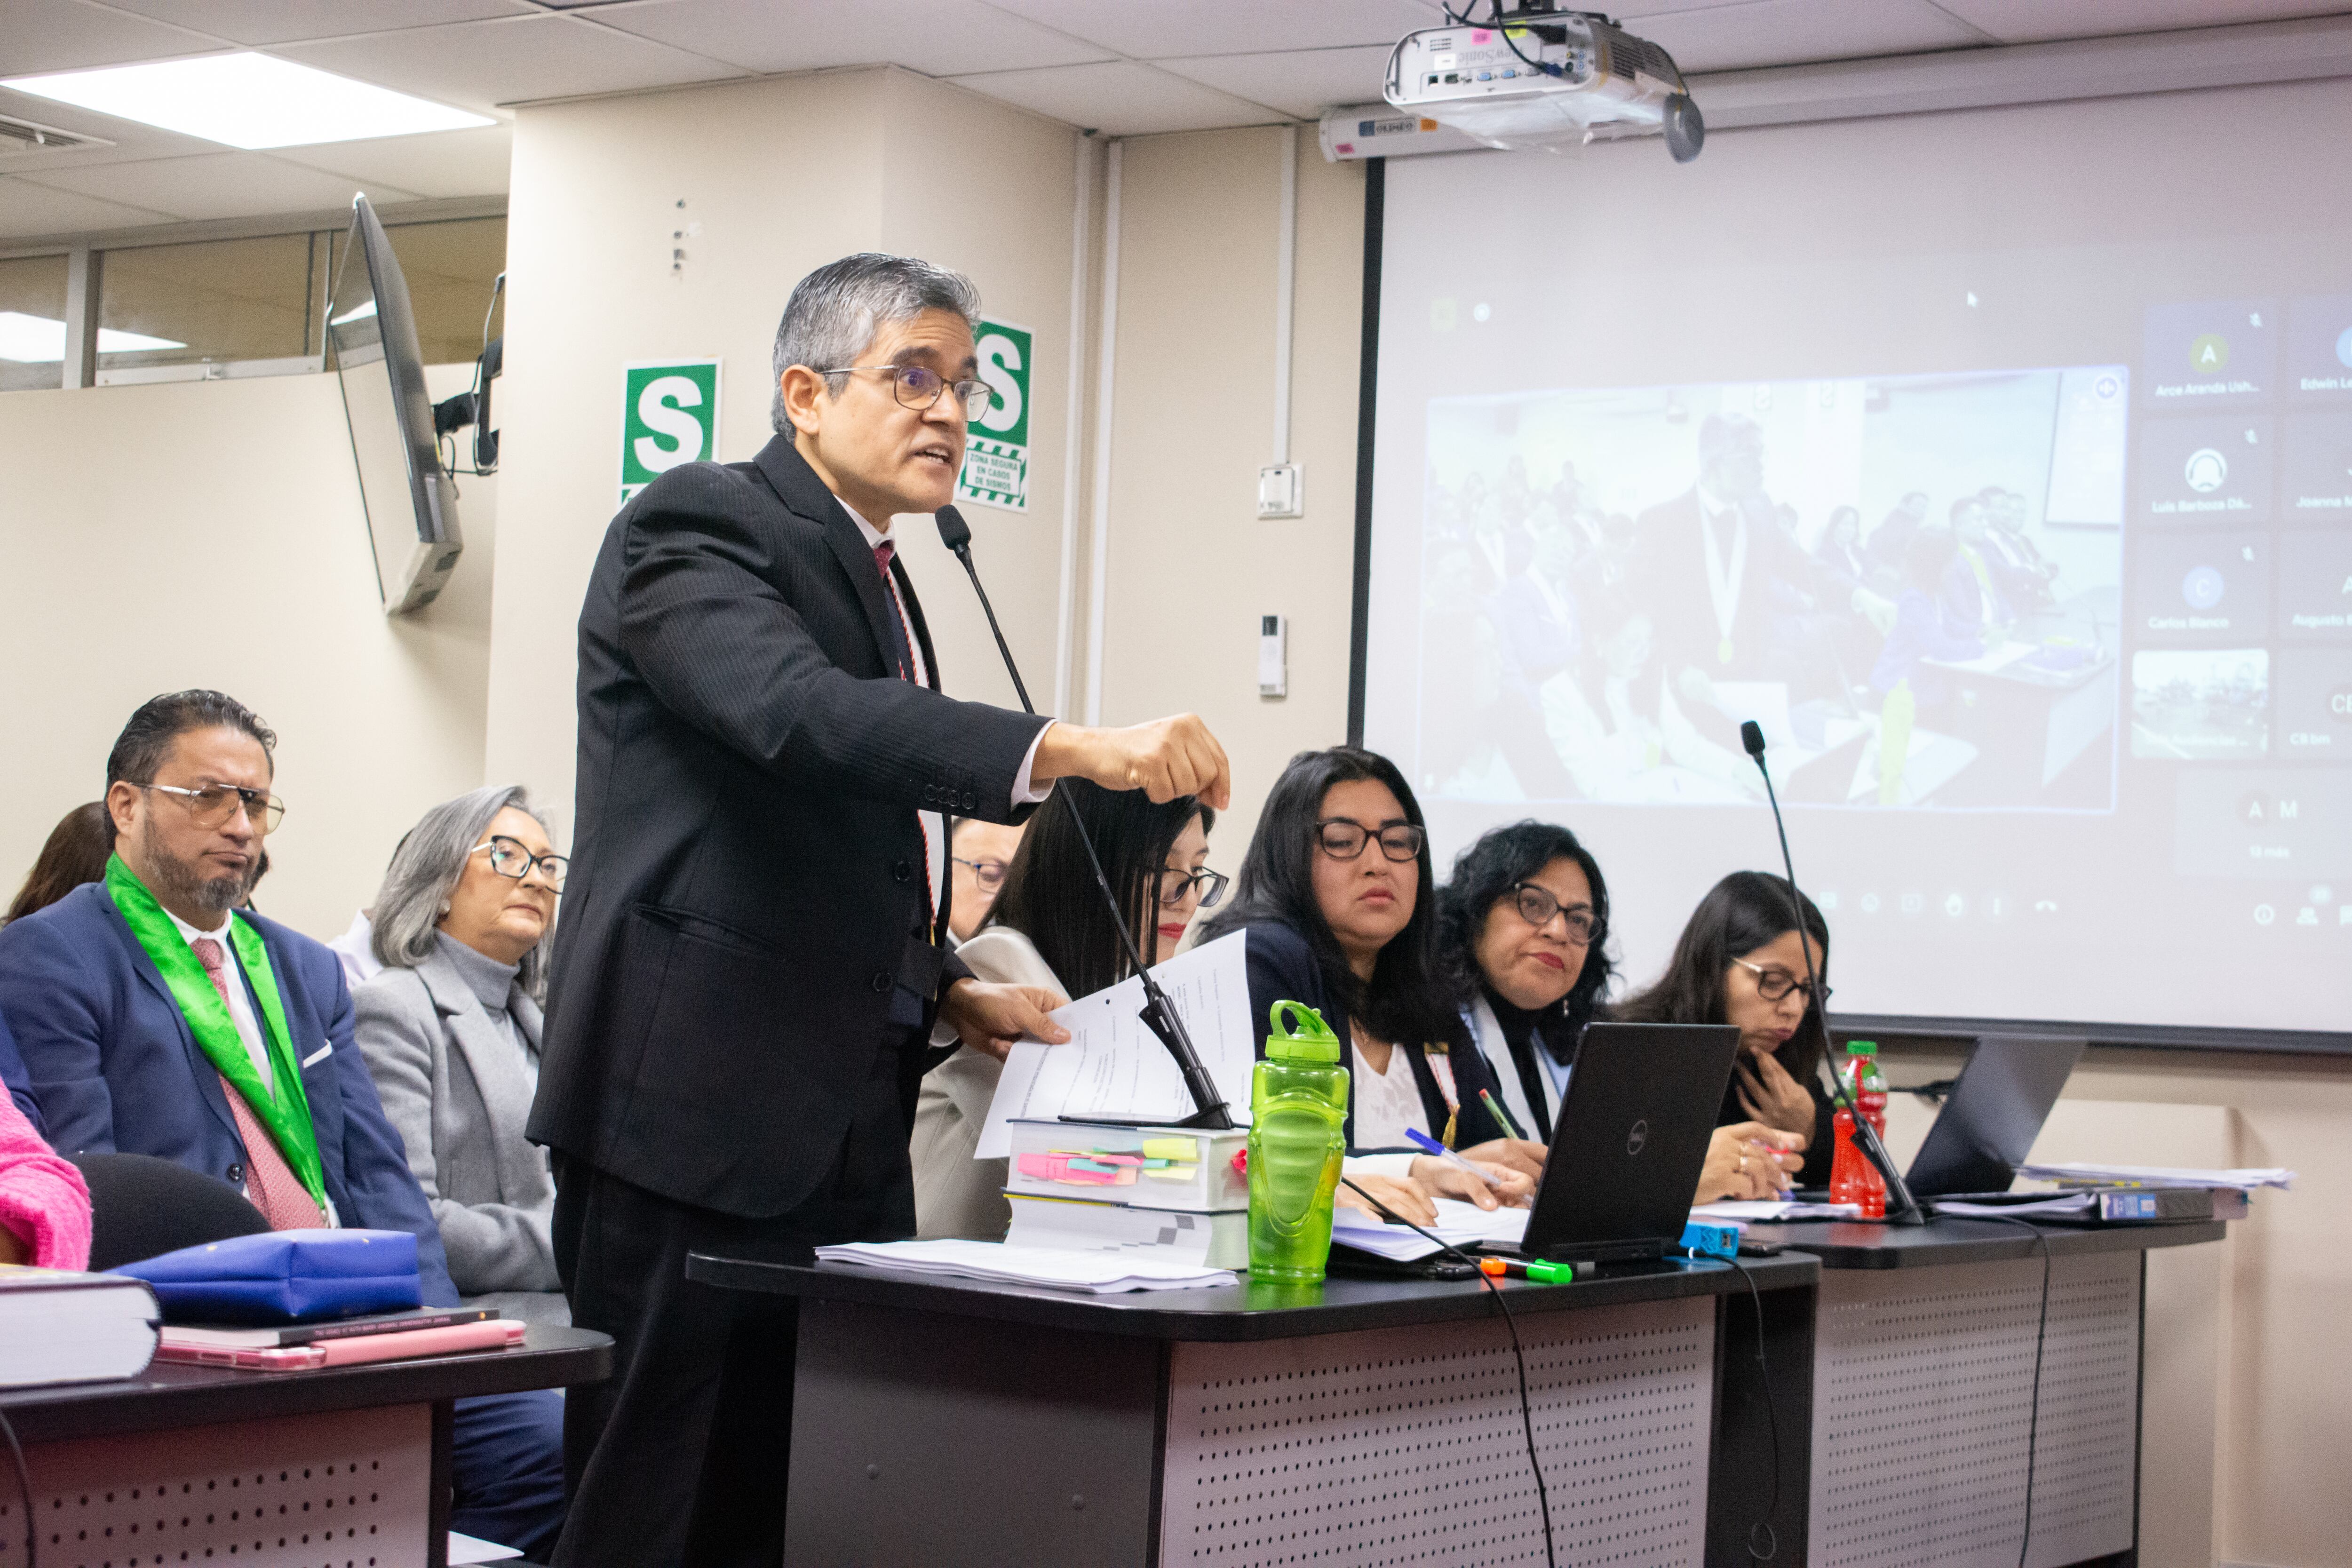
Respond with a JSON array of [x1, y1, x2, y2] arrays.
[[0, 367, 495, 940], [488, 68, 1080, 834]]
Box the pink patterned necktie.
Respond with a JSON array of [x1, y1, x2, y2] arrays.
[[189, 936, 325, 1230]]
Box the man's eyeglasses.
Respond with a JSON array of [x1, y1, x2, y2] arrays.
[[144, 782, 286, 835], [469, 836, 567, 893], [1508, 882, 1601, 945], [1158, 867, 1230, 909], [1730, 955, 1830, 1007], [954, 856, 1009, 893], [815, 363, 995, 422], [1315, 820, 1426, 863]]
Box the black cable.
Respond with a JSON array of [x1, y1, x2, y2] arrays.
[[0, 1404, 35, 1568], [1719, 1257, 1781, 1561], [1937, 1213, 2052, 1568], [1340, 1178, 1556, 1568]]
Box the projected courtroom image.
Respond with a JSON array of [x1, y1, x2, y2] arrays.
[[1413, 368, 2128, 809]]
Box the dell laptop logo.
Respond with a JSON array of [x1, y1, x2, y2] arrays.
[[1626, 1119, 1648, 1156]]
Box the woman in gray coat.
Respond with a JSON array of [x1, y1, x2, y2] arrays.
[[353, 785, 568, 1323]]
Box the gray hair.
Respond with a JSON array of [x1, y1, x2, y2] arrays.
[[371, 784, 552, 998], [770, 252, 981, 434]]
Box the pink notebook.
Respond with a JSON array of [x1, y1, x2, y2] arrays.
[[157, 1318, 525, 1370]]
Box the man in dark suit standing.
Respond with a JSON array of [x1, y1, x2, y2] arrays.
[[532, 254, 1229, 1567], [1629, 413, 1893, 715]]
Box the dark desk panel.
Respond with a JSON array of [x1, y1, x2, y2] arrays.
[[1744, 1216, 2225, 1269], [0, 1324, 612, 1445], [685, 1249, 1818, 1338]]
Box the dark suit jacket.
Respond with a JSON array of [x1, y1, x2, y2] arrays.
[[0, 1009, 34, 1129], [1238, 922, 1507, 1153], [1630, 487, 1836, 686], [0, 884, 458, 1304], [532, 434, 1051, 1219]]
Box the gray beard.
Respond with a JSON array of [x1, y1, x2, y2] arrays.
[[145, 848, 253, 919]]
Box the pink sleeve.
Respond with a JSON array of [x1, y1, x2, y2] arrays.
[[0, 1093, 91, 1273]]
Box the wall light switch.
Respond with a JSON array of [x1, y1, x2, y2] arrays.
[[1257, 463, 1302, 518], [1259, 613, 1287, 698]]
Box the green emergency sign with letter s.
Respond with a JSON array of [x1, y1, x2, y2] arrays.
[[959, 320, 1031, 514], [620, 359, 722, 504]]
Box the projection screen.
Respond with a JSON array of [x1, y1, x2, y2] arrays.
[[1360, 78, 2352, 1043]]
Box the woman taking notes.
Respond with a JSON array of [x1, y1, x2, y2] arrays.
[[1615, 870, 1831, 1195], [910, 780, 1220, 1240], [1436, 821, 1616, 1143], [1199, 748, 1536, 1223]]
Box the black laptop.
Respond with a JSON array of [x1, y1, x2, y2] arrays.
[[1513, 1022, 1742, 1265], [1907, 1035, 2085, 1198]]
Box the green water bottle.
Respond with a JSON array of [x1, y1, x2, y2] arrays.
[[1247, 1001, 1350, 1282]]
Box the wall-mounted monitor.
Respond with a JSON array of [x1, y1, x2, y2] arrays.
[[326, 193, 460, 613]]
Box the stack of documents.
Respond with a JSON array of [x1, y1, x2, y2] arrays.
[[1330, 1198, 1528, 1262], [1692, 1199, 1862, 1222], [2017, 1162, 2293, 1190], [814, 1240, 1234, 1294]]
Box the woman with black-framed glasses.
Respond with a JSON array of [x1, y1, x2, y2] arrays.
[[1196, 748, 1533, 1226], [911, 780, 1222, 1241], [1435, 820, 1617, 1145], [1614, 869, 1836, 1193]]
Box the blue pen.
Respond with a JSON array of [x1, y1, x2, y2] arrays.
[[1404, 1127, 1507, 1191]]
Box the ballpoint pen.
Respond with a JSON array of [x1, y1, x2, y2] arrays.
[[1404, 1127, 1508, 1191]]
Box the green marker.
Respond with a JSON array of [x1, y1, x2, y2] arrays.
[[1478, 1257, 1595, 1283]]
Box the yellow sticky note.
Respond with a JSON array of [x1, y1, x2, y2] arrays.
[[1139, 1138, 1196, 1161]]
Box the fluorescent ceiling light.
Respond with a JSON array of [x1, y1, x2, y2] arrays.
[[0, 53, 493, 149], [0, 312, 185, 363], [329, 300, 377, 326]]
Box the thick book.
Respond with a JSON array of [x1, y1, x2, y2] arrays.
[[1003, 1119, 1249, 1212], [155, 1318, 525, 1370], [1004, 1190, 1249, 1270], [1931, 1186, 2226, 1223], [0, 1266, 161, 1388], [157, 1306, 499, 1350]]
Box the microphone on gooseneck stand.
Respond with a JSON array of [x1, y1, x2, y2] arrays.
[[934, 506, 1233, 1131], [1739, 720, 1924, 1225]]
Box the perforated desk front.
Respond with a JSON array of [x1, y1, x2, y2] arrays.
[[1742, 1217, 2225, 1568], [688, 1250, 1819, 1568]]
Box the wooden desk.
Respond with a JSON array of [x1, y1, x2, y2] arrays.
[[0, 1324, 611, 1568], [689, 1251, 1818, 1568], [1744, 1218, 2224, 1568]]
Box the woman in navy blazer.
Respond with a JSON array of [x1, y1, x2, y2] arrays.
[[1198, 748, 1540, 1221]]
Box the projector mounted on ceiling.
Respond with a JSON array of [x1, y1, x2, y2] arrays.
[[1385, 2, 1704, 162]]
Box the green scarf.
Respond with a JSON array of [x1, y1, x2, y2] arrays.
[[104, 853, 328, 1211]]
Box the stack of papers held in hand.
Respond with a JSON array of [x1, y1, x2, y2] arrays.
[[1330, 1198, 1529, 1262], [2016, 1162, 2293, 1190], [813, 1240, 1234, 1294]]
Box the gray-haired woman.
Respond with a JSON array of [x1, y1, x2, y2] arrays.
[[353, 785, 569, 1323]]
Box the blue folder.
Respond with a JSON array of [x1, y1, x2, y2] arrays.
[[116, 1229, 422, 1325]]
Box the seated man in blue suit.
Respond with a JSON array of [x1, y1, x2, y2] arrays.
[[0, 691, 568, 1561]]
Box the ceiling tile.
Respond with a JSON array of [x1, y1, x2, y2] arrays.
[[1156, 43, 1394, 119], [270, 14, 746, 114], [949, 57, 1282, 134], [97, 0, 536, 48], [270, 123, 510, 199], [1616, 0, 1986, 73], [591, 0, 1112, 75], [0, 171, 173, 237], [1927, 0, 2352, 46], [19, 149, 419, 221], [0, 0, 221, 75], [979, 0, 1448, 60]]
